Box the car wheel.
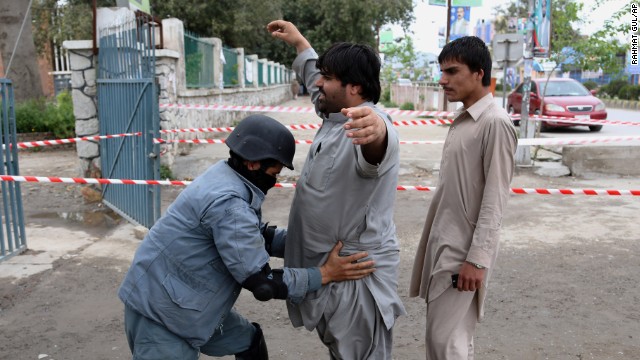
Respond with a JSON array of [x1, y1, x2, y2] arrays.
[[508, 106, 520, 126], [589, 125, 603, 132]]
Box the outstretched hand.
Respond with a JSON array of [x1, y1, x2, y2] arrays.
[[320, 241, 375, 285], [342, 107, 388, 164], [342, 107, 387, 146], [266, 20, 311, 53]]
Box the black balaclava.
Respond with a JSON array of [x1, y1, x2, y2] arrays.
[[228, 153, 277, 194]]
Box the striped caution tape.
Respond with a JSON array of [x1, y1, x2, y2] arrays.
[[153, 136, 640, 146], [159, 103, 455, 118], [160, 103, 640, 127], [525, 114, 640, 127], [4, 133, 142, 149], [2, 175, 639, 196], [10, 132, 640, 149]]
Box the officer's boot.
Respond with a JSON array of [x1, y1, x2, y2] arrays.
[[235, 322, 268, 360]]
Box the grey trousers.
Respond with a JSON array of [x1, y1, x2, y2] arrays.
[[124, 304, 255, 359], [425, 287, 478, 360], [315, 281, 393, 360]]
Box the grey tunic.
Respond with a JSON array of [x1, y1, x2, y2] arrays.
[[285, 48, 406, 333], [410, 93, 517, 321]]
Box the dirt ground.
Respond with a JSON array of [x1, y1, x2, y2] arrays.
[[1, 98, 639, 360]]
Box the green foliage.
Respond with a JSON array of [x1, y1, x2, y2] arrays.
[[399, 102, 414, 111], [381, 85, 391, 103], [32, 0, 113, 56], [380, 100, 398, 108], [15, 91, 75, 139], [495, 83, 511, 92], [153, 0, 413, 65], [617, 85, 640, 100], [582, 81, 598, 90], [160, 164, 174, 180], [185, 52, 204, 87], [600, 78, 630, 98]]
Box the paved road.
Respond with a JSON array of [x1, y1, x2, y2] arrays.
[[493, 98, 640, 139]]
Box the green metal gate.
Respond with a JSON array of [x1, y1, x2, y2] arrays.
[[0, 79, 26, 262], [97, 17, 160, 229]]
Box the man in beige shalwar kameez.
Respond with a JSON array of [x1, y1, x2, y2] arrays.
[[410, 36, 518, 359]]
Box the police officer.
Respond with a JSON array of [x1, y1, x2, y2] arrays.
[[118, 114, 375, 359]]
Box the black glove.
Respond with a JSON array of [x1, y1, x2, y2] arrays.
[[241, 265, 288, 301], [262, 223, 277, 255]]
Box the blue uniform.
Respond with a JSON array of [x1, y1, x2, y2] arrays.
[[118, 160, 321, 356]]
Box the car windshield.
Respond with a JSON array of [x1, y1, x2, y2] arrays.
[[539, 81, 590, 97]]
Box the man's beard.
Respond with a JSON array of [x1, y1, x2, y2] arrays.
[[317, 88, 346, 114]]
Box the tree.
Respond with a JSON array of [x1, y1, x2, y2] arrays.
[[283, 0, 413, 61], [380, 35, 420, 82], [32, 0, 114, 56], [494, 0, 626, 75], [153, 0, 413, 65], [0, 0, 44, 101], [153, 0, 291, 63], [31, 1, 414, 73]]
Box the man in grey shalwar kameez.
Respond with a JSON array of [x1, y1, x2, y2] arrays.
[[267, 20, 406, 359]]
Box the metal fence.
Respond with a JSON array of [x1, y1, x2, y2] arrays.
[[184, 31, 215, 88], [0, 79, 26, 262], [258, 62, 265, 86], [97, 17, 160, 229], [244, 57, 254, 86], [222, 46, 239, 87]]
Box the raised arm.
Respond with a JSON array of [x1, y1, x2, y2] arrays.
[[266, 20, 311, 54]]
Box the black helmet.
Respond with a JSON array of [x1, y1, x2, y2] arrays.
[[226, 115, 296, 170]]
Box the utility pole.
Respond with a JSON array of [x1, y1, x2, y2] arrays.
[[515, 0, 536, 166], [445, 0, 452, 45]]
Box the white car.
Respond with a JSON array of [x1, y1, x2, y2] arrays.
[[398, 78, 412, 86]]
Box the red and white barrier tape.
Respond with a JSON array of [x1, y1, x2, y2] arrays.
[[0, 175, 190, 186], [160, 103, 318, 114], [1, 175, 639, 196], [158, 120, 452, 135], [4, 133, 141, 149], [526, 114, 640, 127], [9, 129, 640, 149], [160, 103, 640, 127], [517, 135, 640, 146], [153, 138, 449, 145], [154, 136, 640, 146], [159, 103, 455, 118]]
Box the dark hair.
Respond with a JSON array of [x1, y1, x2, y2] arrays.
[[438, 36, 491, 87], [316, 42, 381, 103]]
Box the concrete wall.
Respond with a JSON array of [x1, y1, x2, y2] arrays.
[[562, 145, 640, 177], [390, 83, 458, 111]]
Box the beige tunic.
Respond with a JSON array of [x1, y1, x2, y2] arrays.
[[409, 93, 517, 320]]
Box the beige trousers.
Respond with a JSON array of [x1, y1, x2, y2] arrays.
[[425, 286, 478, 360]]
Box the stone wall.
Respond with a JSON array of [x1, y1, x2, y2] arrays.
[[64, 42, 101, 178]]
